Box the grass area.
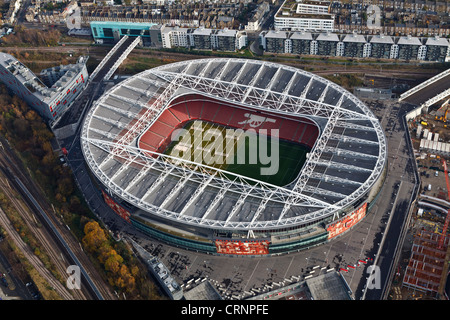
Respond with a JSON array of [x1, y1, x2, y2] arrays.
[[225, 134, 308, 186], [323, 73, 365, 90], [164, 120, 309, 187]]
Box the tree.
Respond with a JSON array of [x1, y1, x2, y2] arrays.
[[82, 221, 108, 253], [105, 254, 121, 274]]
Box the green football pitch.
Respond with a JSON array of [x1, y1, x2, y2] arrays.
[[164, 120, 310, 187]]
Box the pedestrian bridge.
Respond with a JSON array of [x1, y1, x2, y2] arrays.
[[400, 67, 450, 108], [90, 36, 141, 83]]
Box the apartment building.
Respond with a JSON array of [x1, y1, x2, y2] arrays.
[[260, 30, 450, 62], [275, 0, 335, 31], [396, 35, 424, 60], [290, 31, 313, 55], [0, 53, 88, 122]]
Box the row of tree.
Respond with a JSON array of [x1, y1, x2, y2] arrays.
[[0, 86, 80, 210], [82, 221, 137, 293], [1, 26, 61, 47]]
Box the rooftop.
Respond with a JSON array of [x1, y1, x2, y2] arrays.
[[192, 27, 212, 36], [306, 271, 352, 300], [425, 36, 450, 47], [264, 30, 289, 39], [316, 32, 340, 41], [369, 34, 394, 44], [343, 32, 366, 43], [0, 53, 87, 103], [397, 35, 423, 46], [289, 31, 314, 40], [183, 281, 223, 300]]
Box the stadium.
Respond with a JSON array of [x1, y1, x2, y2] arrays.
[[80, 58, 387, 256]]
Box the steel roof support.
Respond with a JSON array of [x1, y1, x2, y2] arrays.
[[178, 174, 216, 219], [97, 102, 138, 119], [160, 171, 195, 209], [152, 70, 374, 122], [80, 58, 388, 230], [92, 114, 127, 130], [199, 186, 228, 222]]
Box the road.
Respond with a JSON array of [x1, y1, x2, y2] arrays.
[[361, 100, 419, 299]]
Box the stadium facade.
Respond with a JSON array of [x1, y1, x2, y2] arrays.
[[81, 58, 387, 256]]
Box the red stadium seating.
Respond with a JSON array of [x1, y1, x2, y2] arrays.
[[140, 130, 164, 148], [158, 110, 180, 128], [169, 104, 190, 123], [186, 100, 204, 119], [148, 120, 175, 138], [138, 93, 319, 155], [200, 103, 220, 122]]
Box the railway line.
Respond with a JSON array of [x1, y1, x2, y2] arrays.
[[0, 196, 75, 300], [0, 137, 115, 300], [0, 166, 85, 299]]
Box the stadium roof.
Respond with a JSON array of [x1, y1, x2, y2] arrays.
[[81, 58, 387, 231]]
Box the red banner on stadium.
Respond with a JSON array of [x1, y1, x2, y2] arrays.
[[327, 203, 367, 239], [102, 190, 131, 223], [215, 240, 270, 255]]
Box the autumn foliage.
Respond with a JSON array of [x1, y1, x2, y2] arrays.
[[1, 26, 61, 47], [82, 221, 136, 293], [0, 85, 79, 207]]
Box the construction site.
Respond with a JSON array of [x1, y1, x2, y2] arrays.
[[398, 68, 450, 300]]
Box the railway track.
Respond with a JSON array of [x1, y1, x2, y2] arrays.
[[0, 203, 75, 300], [0, 138, 115, 300], [0, 164, 88, 299]]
